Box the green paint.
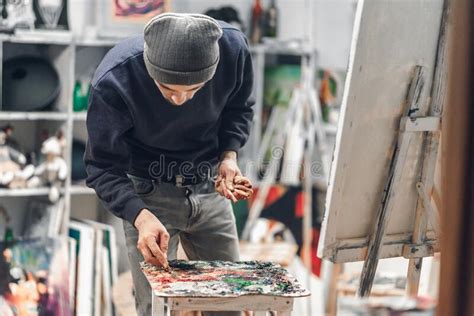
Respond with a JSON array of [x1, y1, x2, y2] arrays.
[[277, 283, 289, 291], [223, 278, 253, 289], [4, 227, 13, 243]]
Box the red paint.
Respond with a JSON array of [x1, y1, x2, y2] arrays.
[[295, 192, 304, 218], [311, 228, 322, 277]]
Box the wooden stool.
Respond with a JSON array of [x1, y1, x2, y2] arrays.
[[141, 260, 309, 316], [152, 295, 294, 315]]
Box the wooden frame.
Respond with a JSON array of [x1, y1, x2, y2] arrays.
[[152, 295, 293, 316]]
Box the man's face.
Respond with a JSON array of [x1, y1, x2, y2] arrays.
[[155, 81, 205, 106]]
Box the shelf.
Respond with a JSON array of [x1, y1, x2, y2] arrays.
[[0, 185, 96, 197], [63, 37, 316, 55], [75, 38, 119, 47], [70, 185, 96, 195], [249, 42, 316, 56], [3, 33, 314, 55], [4, 30, 73, 45], [72, 112, 87, 121], [0, 187, 51, 197], [0, 112, 68, 121]]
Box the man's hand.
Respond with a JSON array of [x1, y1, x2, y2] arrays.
[[133, 208, 169, 269], [217, 151, 240, 202], [216, 151, 253, 202]]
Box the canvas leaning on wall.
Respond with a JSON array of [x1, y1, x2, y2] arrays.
[[0, 238, 70, 316]]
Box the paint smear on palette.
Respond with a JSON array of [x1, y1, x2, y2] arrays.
[[140, 260, 311, 298]]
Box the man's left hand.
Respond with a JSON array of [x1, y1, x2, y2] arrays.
[[216, 151, 253, 202]]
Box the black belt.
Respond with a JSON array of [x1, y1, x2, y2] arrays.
[[163, 174, 211, 187], [128, 173, 212, 187]]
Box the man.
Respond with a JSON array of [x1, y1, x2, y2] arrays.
[[85, 13, 254, 315]]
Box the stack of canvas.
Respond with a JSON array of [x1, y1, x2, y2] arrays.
[[0, 237, 71, 315], [69, 219, 118, 316]]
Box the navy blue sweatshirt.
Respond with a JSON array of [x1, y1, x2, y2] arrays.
[[84, 22, 254, 225]]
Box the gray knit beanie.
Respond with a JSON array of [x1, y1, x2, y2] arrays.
[[143, 13, 223, 85]]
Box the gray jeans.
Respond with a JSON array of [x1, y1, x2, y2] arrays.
[[123, 175, 241, 316]]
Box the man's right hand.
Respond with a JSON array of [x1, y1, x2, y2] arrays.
[[133, 208, 170, 269]]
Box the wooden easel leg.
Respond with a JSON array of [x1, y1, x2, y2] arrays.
[[152, 295, 166, 316], [406, 0, 449, 301], [358, 249, 378, 297], [428, 253, 441, 298], [357, 66, 427, 298], [407, 258, 423, 296], [277, 311, 291, 316], [326, 263, 342, 316]]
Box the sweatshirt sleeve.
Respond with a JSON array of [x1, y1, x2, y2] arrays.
[[84, 86, 146, 225], [218, 46, 255, 157]]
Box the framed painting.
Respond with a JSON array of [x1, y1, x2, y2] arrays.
[[97, 0, 172, 38]]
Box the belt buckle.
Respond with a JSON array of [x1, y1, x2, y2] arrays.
[[175, 175, 184, 187]]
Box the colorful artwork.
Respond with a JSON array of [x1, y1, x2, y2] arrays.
[[113, 0, 167, 20], [0, 238, 70, 316], [98, 0, 170, 38], [140, 260, 310, 298], [250, 185, 323, 277]]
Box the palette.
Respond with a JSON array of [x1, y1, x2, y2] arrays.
[[140, 260, 310, 298]]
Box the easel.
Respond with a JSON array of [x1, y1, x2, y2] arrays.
[[357, 0, 449, 297]]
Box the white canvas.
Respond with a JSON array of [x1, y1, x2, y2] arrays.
[[318, 0, 444, 263]]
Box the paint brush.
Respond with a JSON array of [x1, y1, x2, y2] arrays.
[[163, 262, 171, 272], [168, 267, 179, 278], [163, 263, 178, 278]]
